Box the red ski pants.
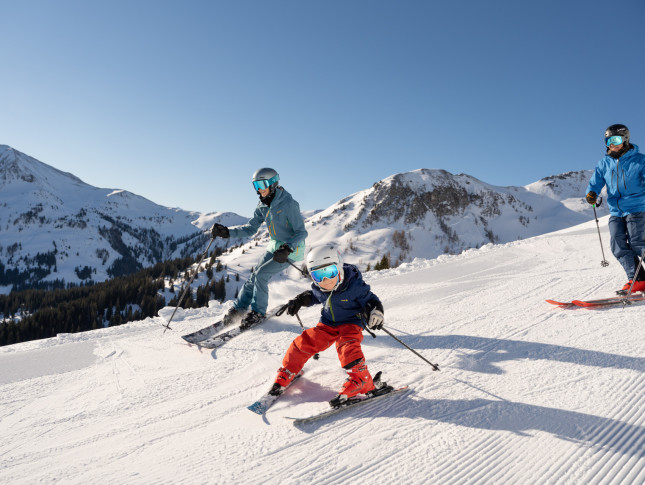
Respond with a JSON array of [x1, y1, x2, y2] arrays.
[[282, 322, 365, 373]]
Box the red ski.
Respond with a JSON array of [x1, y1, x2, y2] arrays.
[[545, 299, 575, 307], [547, 293, 645, 308], [572, 293, 645, 307]]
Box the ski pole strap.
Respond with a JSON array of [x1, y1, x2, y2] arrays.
[[357, 312, 377, 339], [275, 303, 289, 316]]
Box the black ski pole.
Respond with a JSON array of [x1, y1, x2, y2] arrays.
[[359, 314, 439, 371], [275, 305, 319, 359], [286, 259, 307, 276], [592, 200, 609, 267], [162, 237, 215, 333], [380, 327, 440, 371]]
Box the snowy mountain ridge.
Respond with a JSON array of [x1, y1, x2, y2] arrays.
[[1, 144, 606, 293], [0, 145, 248, 292], [234, 167, 607, 272]]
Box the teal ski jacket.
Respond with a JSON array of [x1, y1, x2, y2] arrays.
[[228, 187, 308, 261]]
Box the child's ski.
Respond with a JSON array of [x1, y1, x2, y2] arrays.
[[286, 385, 410, 426], [247, 373, 303, 415]]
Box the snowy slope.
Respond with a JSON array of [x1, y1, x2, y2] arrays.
[[2, 217, 644, 484]]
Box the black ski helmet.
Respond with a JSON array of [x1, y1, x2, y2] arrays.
[[252, 167, 280, 196], [605, 124, 630, 145]]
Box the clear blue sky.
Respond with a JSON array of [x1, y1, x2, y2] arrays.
[[1, 0, 644, 216]]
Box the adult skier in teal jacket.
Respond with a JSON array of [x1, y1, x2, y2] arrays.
[[211, 168, 308, 327], [586, 124, 645, 293]]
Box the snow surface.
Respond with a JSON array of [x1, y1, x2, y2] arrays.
[[2, 217, 644, 484]]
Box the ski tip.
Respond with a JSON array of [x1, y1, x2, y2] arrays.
[[247, 403, 266, 415], [545, 299, 571, 306]]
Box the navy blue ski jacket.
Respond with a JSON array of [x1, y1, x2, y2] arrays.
[[307, 263, 382, 328]]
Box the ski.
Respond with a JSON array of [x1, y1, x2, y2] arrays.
[[247, 373, 303, 415], [182, 303, 287, 346], [286, 372, 410, 426], [545, 299, 575, 307], [286, 385, 410, 426], [547, 293, 645, 308], [572, 293, 645, 307], [181, 318, 233, 344]]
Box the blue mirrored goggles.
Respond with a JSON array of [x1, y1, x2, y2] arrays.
[[310, 264, 339, 283], [252, 175, 279, 191], [606, 135, 624, 147]]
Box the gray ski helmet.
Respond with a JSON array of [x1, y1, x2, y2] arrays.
[[306, 245, 344, 290], [605, 124, 630, 146], [252, 167, 280, 194]]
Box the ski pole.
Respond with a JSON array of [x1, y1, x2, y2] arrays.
[[275, 305, 319, 359], [359, 314, 439, 371], [592, 200, 609, 267], [162, 237, 215, 333], [380, 327, 440, 371], [286, 259, 307, 276]]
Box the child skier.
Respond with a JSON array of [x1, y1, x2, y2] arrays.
[[269, 245, 385, 407]]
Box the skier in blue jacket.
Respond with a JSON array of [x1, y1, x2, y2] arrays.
[[211, 168, 308, 326], [586, 124, 645, 293]]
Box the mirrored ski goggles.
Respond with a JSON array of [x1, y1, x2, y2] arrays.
[[606, 135, 624, 147], [310, 264, 339, 283], [252, 175, 279, 191]]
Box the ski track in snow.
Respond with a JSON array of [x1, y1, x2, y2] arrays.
[[1, 218, 645, 484]]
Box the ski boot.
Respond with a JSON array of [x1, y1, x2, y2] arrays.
[[329, 358, 375, 408], [222, 306, 243, 325], [268, 367, 298, 396], [240, 310, 265, 329]]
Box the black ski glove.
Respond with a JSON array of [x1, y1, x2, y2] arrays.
[[273, 244, 293, 263], [586, 192, 597, 206], [287, 291, 313, 316], [211, 223, 230, 239]]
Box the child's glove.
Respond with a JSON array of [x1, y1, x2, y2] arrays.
[[367, 309, 384, 330], [287, 291, 313, 316]]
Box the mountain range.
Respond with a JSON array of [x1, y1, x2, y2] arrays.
[[0, 145, 246, 292], [0, 144, 606, 293]]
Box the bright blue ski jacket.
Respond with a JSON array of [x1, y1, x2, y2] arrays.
[[586, 144, 645, 217], [228, 187, 308, 261], [308, 264, 381, 328]]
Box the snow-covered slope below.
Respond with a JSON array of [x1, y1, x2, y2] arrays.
[[2, 218, 644, 484]]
